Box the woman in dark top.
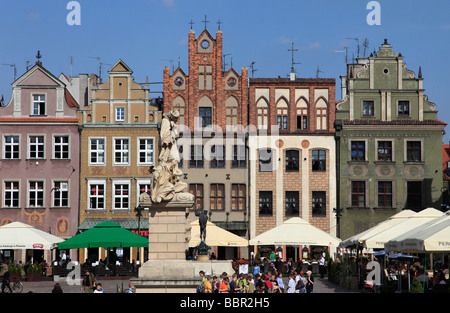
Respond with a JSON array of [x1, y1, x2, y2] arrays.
[[51, 283, 63, 293]]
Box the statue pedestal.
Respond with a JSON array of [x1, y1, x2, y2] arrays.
[[131, 197, 232, 293]]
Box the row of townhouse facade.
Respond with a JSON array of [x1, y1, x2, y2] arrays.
[[0, 27, 446, 264]]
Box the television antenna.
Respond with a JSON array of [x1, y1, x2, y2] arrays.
[[363, 38, 370, 57], [316, 66, 324, 78], [288, 42, 301, 74], [250, 61, 258, 78], [346, 37, 360, 58], [88, 56, 111, 82], [161, 59, 175, 73], [335, 47, 349, 65], [222, 53, 231, 72], [1, 63, 17, 81]]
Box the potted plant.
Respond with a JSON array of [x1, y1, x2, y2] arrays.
[[26, 264, 43, 282], [8, 263, 23, 281]]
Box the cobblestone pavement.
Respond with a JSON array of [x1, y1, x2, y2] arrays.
[[16, 276, 358, 293]]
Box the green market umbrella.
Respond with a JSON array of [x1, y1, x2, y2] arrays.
[[57, 221, 148, 249]]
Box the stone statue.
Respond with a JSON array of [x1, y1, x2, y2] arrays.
[[149, 109, 192, 204]]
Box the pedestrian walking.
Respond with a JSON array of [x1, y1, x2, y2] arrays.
[[306, 270, 314, 293], [81, 269, 96, 293], [287, 274, 296, 293]]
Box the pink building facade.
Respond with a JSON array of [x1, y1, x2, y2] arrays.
[[0, 62, 80, 264]]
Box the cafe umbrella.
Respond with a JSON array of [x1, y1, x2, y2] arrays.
[[0, 221, 65, 250], [57, 221, 148, 249]]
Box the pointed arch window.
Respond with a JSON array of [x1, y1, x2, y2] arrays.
[[256, 98, 269, 129], [173, 96, 185, 125], [296, 98, 308, 130], [316, 98, 327, 130], [277, 98, 288, 130], [225, 96, 238, 126]]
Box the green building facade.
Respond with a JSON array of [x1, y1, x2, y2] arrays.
[[335, 40, 446, 240]]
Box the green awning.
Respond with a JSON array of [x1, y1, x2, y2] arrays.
[[57, 221, 148, 249]]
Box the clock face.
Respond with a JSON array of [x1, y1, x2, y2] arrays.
[[227, 77, 237, 87]]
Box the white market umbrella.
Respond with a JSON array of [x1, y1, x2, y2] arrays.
[[395, 210, 450, 252], [249, 217, 341, 247], [0, 221, 64, 250], [385, 210, 450, 252], [189, 221, 248, 247], [339, 209, 416, 248], [364, 208, 443, 250]]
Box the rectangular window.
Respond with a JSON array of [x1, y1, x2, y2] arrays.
[[114, 138, 129, 165], [199, 107, 212, 128], [90, 138, 105, 165], [377, 181, 393, 208], [32, 95, 45, 115], [210, 145, 225, 168], [259, 149, 273, 172], [116, 107, 125, 121], [189, 145, 204, 168], [113, 183, 129, 210], [406, 141, 421, 162], [277, 115, 288, 129], [89, 182, 105, 210], [285, 150, 299, 171], [351, 181, 366, 208], [398, 100, 410, 116], [189, 184, 204, 211], [4, 136, 19, 159], [406, 181, 422, 210], [363, 100, 374, 116], [29, 136, 44, 159], [232, 145, 246, 168], [297, 108, 308, 130], [285, 191, 299, 216], [312, 191, 326, 217], [53, 181, 68, 207], [351, 141, 365, 161], [312, 150, 326, 171], [28, 181, 44, 207], [4, 181, 19, 207], [54, 136, 69, 159], [210, 184, 225, 211], [138, 138, 154, 165], [231, 184, 246, 211], [377, 141, 392, 161], [259, 191, 273, 216]]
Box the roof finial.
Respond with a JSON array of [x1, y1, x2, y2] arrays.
[[36, 50, 42, 64], [418, 66, 422, 79], [202, 15, 209, 30]]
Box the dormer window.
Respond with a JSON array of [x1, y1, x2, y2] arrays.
[[32, 95, 46, 115], [398, 100, 410, 116]]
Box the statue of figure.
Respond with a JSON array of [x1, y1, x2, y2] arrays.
[[150, 109, 189, 204], [196, 209, 208, 242]]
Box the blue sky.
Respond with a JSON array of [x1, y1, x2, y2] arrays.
[[1, 0, 449, 142]]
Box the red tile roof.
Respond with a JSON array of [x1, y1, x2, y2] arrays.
[[444, 144, 450, 181], [65, 89, 79, 108]]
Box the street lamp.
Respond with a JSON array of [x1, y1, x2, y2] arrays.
[[134, 205, 144, 263]]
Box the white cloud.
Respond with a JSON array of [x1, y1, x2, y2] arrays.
[[162, 0, 174, 7], [277, 35, 297, 45]]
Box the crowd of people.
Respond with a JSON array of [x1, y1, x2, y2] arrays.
[[197, 266, 316, 294]]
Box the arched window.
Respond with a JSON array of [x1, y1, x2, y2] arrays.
[[256, 97, 269, 129], [198, 96, 213, 128], [277, 98, 288, 130], [173, 96, 185, 125], [316, 98, 327, 130], [296, 98, 308, 130], [225, 96, 238, 126]]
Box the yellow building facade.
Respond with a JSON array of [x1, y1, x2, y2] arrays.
[[78, 60, 161, 265]]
